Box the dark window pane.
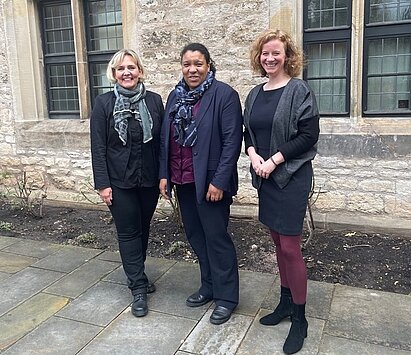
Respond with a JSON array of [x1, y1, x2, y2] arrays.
[[369, 0, 411, 23]]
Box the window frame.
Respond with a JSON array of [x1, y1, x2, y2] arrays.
[[38, 0, 124, 119], [362, 0, 411, 117], [302, 0, 352, 117]]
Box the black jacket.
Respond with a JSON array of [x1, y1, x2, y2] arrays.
[[90, 90, 164, 190]]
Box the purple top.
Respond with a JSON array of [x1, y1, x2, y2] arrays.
[[169, 101, 201, 184]]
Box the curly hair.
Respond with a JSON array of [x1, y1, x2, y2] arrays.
[[106, 49, 146, 83], [250, 29, 303, 78]]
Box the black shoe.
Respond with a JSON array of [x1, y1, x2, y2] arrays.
[[147, 283, 156, 294], [186, 292, 212, 307], [131, 293, 148, 317], [283, 303, 308, 354], [210, 305, 234, 325], [260, 286, 293, 326]]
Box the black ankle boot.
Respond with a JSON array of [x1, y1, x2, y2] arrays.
[[283, 303, 308, 354], [131, 293, 148, 317], [260, 286, 293, 326]]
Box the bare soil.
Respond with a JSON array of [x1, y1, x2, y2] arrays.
[[0, 199, 409, 295]]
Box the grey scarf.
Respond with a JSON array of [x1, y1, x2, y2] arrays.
[[113, 82, 153, 145]]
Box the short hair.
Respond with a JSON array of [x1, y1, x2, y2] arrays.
[[180, 43, 217, 74], [106, 49, 146, 83], [250, 29, 303, 78]]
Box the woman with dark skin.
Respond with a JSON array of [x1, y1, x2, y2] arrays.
[[244, 30, 320, 354], [159, 43, 243, 325], [90, 49, 164, 317]]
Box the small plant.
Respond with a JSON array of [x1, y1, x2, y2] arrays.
[[165, 240, 187, 255], [75, 232, 97, 244], [78, 177, 103, 205], [0, 221, 13, 231], [0, 170, 47, 218]]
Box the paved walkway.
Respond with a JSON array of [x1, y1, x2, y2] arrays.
[[0, 235, 410, 354]]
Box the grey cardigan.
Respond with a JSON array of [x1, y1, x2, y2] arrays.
[[243, 78, 319, 189]]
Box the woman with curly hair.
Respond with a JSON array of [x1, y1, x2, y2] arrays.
[[244, 29, 320, 354]]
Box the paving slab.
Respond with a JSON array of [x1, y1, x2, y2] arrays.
[[0, 236, 20, 250], [2, 239, 61, 259], [3, 316, 102, 355], [44, 259, 118, 298], [319, 334, 411, 355], [148, 261, 212, 320], [236, 309, 325, 355], [103, 256, 175, 286], [57, 281, 130, 326], [95, 250, 121, 262], [325, 285, 411, 351], [79, 309, 196, 355], [0, 271, 10, 281], [0, 267, 64, 316], [33, 246, 102, 273], [261, 278, 334, 320], [0, 251, 38, 273], [180, 308, 253, 354], [0, 293, 69, 351], [237, 270, 274, 316]]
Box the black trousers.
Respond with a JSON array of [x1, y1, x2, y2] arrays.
[[109, 185, 159, 295], [176, 183, 239, 309]]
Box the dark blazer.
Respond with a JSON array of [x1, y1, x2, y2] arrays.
[[91, 90, 164, 190], [159, 79, 243, 203]]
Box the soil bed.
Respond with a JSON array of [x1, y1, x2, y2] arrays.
[[0, 200, 409, 295]]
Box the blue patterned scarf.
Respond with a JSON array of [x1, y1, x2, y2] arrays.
[[169, 71, 214, 147], [113, 82, 153, 145]]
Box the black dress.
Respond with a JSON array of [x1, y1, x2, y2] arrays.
[[249, 87, 312, 235]]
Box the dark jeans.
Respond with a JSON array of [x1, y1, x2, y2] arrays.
[[109, 185, 159, 295], [176, 183, 239, 309]]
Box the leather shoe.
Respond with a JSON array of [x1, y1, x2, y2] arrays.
[[131, 293, 148, 317], [186, 292, 212, 307], [147, 283, 156, 294], [210, 305, 234, 325]]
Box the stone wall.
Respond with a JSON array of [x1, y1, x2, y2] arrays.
[[0, 0, 410, 232]]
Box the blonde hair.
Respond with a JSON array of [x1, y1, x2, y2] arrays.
[[106, 49, 145, 83], [250, 29, 303, 78]]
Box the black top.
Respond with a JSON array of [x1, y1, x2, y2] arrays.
[[250, 87, 284, 159]]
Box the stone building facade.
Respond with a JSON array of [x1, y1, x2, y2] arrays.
[[0, 0, 410, 232]]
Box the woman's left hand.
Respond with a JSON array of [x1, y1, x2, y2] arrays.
[[257, 160, 276, 179], [206, 183, 223, 202]]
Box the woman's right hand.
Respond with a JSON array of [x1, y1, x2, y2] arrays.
[[247, 147, 264, 173], [98, 187, 112, 206], [159, 179, 169, 200]]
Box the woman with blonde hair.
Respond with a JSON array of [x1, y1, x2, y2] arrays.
[[91, 49, 164, 317], [244, 29, 320, 354]]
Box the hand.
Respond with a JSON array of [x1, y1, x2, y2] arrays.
[[159, 179, 169, 200], [258, 159, 276, 179], [98, 187, 112, 206], [248, 147, 264, 174], [206, 183, 223, 202]]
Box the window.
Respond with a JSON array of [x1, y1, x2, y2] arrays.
[[363, 0, 411, 115], [303, 0, 352, 116], [39, 0, 123, 119]]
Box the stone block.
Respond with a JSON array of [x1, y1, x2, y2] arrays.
[[33, 245, 102, 273], [180, 309, 254, 354], [325, 285, 411, 351], [0, 293, 68, 351], [44, 258, 118, 298], [0, 267, 64, 316], [79, 309, 196, 355], [0, 251, 38, 273], [3, 316, 101, 355], [57, 281, 130, 327], [3, 240, 61, 259]]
